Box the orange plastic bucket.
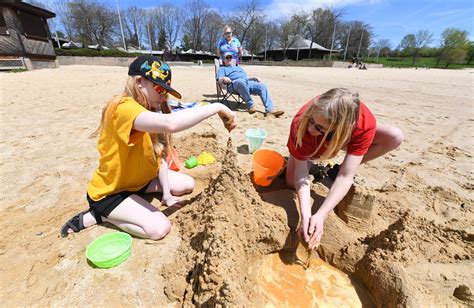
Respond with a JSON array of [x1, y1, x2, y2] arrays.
[[252, 149, 286, 187]]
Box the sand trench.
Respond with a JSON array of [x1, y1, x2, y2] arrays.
[[166, 134, 472, 306]]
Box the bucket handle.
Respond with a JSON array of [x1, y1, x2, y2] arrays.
[[279, 157, 288, 176], [265, 157, 287, 181]]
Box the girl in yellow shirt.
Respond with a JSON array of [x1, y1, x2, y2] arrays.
[[61, 56, 236, 240]]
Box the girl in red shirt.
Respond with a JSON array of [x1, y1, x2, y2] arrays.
[[286, 88, 404, 249]]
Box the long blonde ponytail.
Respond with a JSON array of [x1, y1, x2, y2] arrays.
[[91, 76, 172, 161]]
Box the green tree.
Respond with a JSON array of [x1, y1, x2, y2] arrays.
[[157, 28, 167, 50], [398, 34, 416, 57], [436, 28, 469, 68], [420, 47, 438, 57], [467, 41, 474, 64], [180, 33, 193, 50]]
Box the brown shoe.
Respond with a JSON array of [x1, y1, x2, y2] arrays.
[[266, 110, 285, 118], [248, 107, 257, 114]]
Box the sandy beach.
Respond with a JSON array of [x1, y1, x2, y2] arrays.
[[0, 63, 473, 306]]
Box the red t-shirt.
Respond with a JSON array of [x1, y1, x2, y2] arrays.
[[287, 98, 376, 160]]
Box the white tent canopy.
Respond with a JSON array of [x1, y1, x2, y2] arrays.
[[61, 41, 83, 49], [287, 36, 331, 51]]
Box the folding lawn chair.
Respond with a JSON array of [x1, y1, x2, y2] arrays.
[[214, 58, 244, 110]]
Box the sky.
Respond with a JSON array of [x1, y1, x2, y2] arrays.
[[84, 0, 474, 48]]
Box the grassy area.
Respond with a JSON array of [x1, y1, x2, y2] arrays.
[[364, 56, 474, 69], [55, 48, 142, 57], [9, 68, 27, 73]]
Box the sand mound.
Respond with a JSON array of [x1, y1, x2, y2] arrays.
[[165, 135, 473, 306], [162, 138, 289, 305], [321, 202, 473, 306]]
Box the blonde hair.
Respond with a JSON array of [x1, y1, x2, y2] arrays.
[[223, 25, 232, 34], [295, 88, 360, 160], [92, 76, 172, 162]]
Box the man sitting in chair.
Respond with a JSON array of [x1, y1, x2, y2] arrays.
[[217, 52, 285, 117]]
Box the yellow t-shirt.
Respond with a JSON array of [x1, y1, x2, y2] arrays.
[[87, 97, 160, 201]]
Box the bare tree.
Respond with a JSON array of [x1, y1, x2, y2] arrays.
[[228, 0, 263, 50], [202, 11, 224, 52], [302, 8, 341, 58], [67, 0, 117, 46], [122, 6, 145, 49], [338, 21, 372, 59], [277, 16, 303, 60], [160, 3, 184, 49], [52, 0, 75, 40], [245, 19, 266, 56], [144, 7, 164, 51], [289, 13, 307, 60], [263, 21, 279, 50], [411, 30, 433, 65], [374, 38, 391, 60], [182, 0, 209, 50]]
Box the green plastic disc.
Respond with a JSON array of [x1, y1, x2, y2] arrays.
[[86, 232, 132, 268]]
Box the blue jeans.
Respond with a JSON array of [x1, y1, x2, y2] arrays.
[[229, 79, 274, 112]]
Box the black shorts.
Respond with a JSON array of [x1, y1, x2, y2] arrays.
[[87, 182, 150, 223]]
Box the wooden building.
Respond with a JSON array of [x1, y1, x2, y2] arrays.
[[0, 0, 57, 70], [258, 37, 340, 61]]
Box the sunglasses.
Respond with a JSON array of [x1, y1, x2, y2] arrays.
[[224, 31, 232, 35], [153, 84, 169, 96], [308, 117, 334, 141], [225, 55, 233, 59]]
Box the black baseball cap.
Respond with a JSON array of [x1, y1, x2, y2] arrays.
[[128, 55, 182, 99]]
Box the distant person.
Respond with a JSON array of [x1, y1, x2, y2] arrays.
[[359, 63, 367, 70], [286, 88, 404, 249], [216, 25, 242, 64], [162, 47, 171, 62], [175, 47, 181, 61], [60, 55, 236, 240], [217, 52, 284, 117]]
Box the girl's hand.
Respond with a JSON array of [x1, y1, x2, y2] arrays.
[[298, 216, 311, 244], [307, 214, 325, 249], [218, 107, 237, 132]]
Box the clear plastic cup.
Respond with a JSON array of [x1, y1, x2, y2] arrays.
[[245, 127, 267, 154]]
